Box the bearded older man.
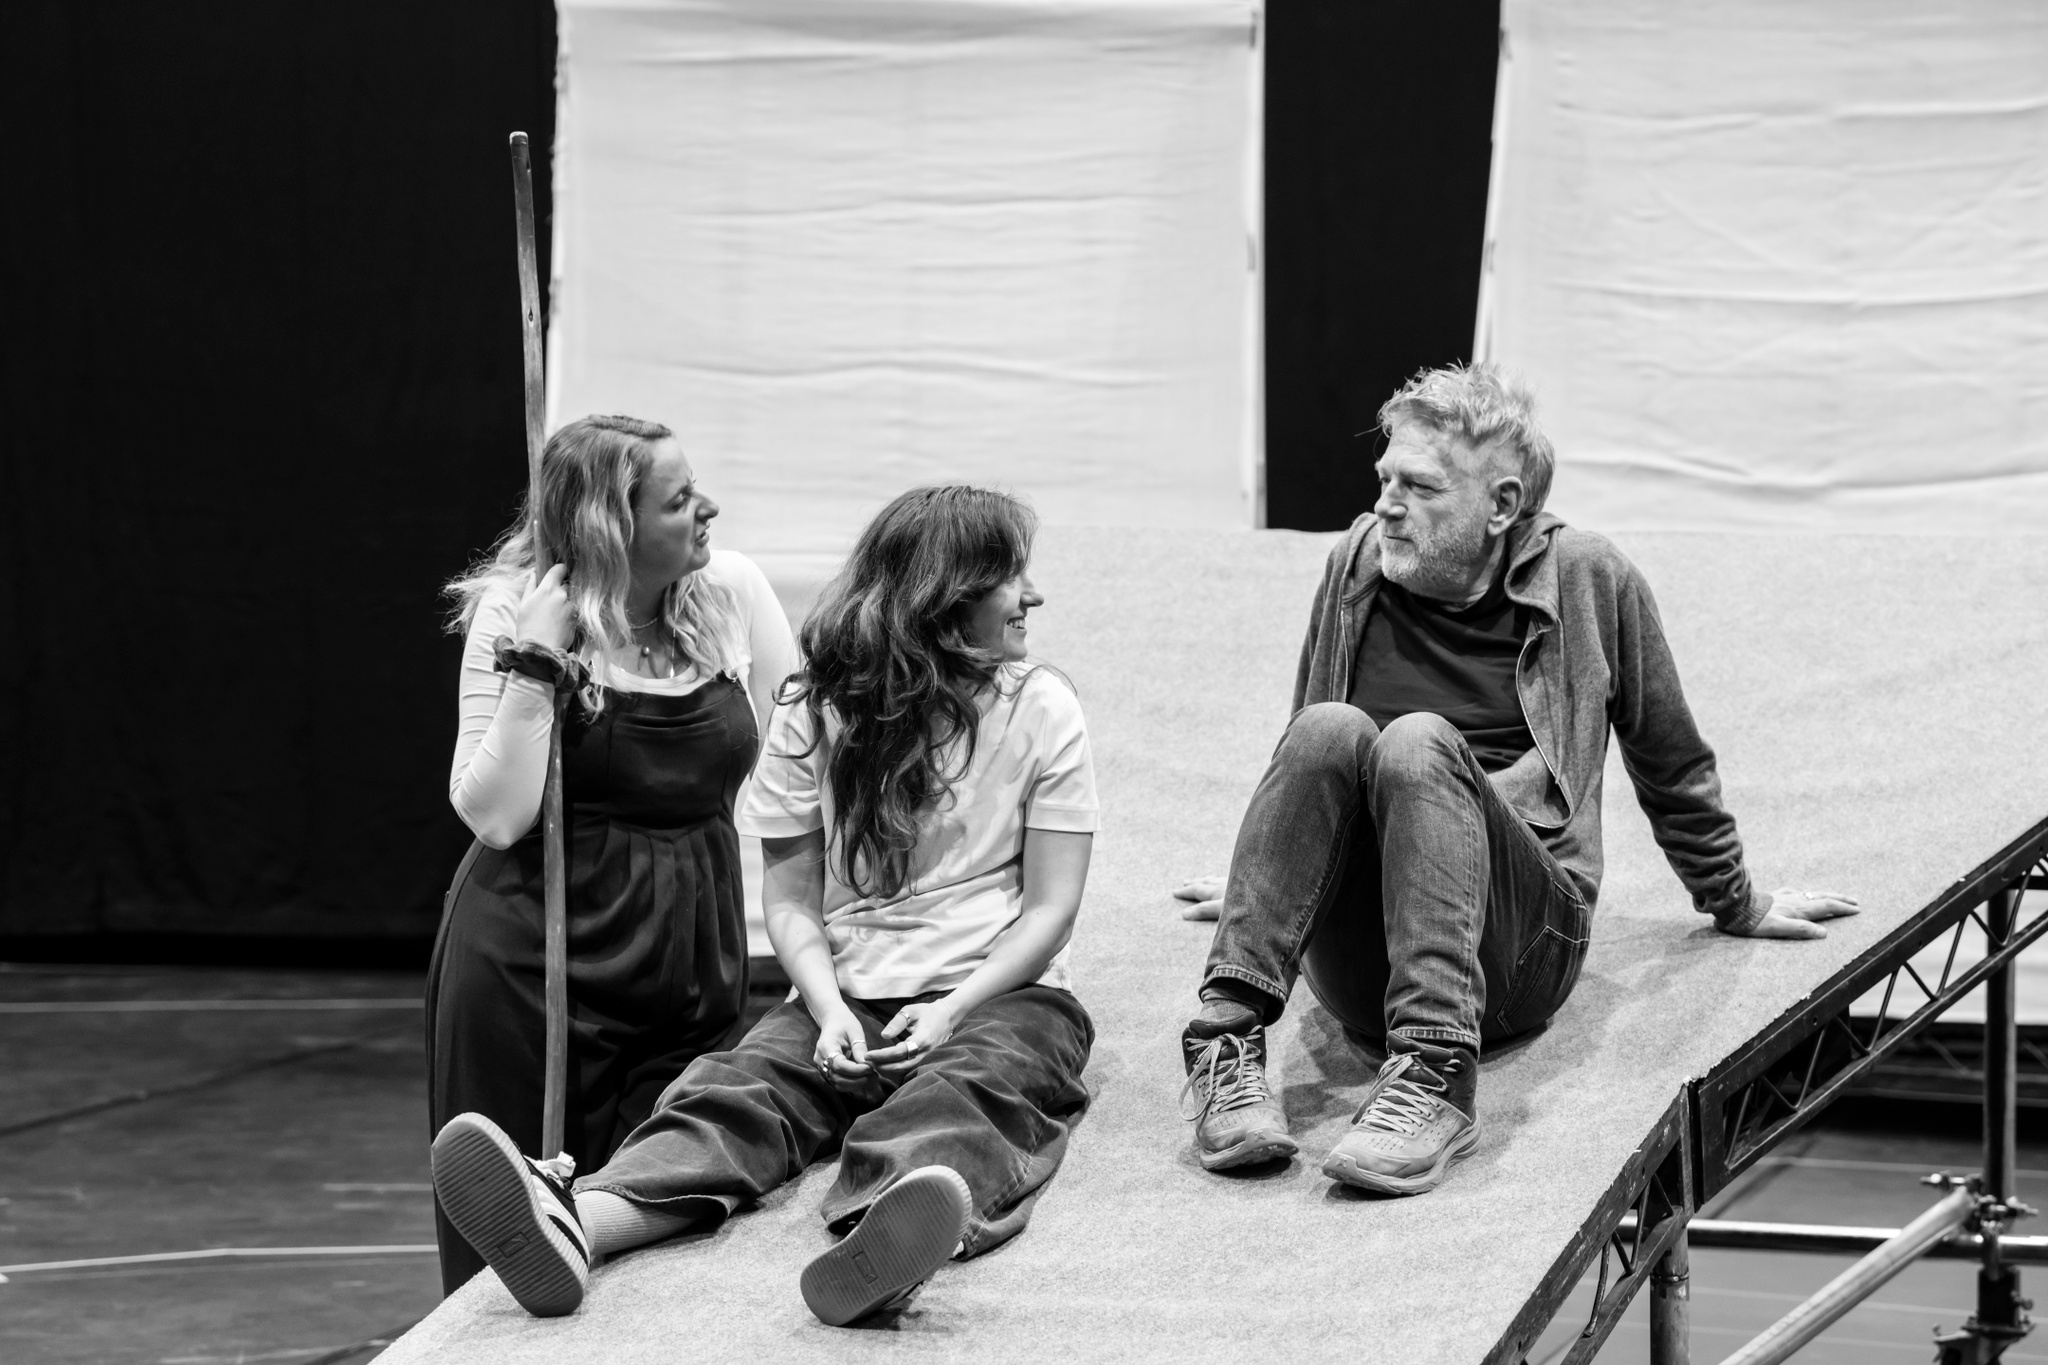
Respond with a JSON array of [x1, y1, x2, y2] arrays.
[[1177, 363, 1857, 1195]]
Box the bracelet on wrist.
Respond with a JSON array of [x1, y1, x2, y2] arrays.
[[492, 636, 590, 694]]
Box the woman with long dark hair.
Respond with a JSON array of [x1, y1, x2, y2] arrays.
[[429, 413, 796, 1293], [428, 485, 1099, 1325]]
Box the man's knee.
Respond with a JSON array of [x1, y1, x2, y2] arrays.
[[1368, 711, 1467, 792], [1276, 701, 1377, 772]]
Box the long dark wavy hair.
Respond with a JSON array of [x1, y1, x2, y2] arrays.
[[783, 486, 1038, 901]]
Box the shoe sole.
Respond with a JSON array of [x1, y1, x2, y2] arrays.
[[1199, 1130, 1301, 1171], [1320, 1120, 1482, 1196], [432, 1115, 585, 1317], [801, 1166, 971, 1327]]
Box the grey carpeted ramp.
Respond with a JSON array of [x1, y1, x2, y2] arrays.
[[382, 527, 2048, 1364]]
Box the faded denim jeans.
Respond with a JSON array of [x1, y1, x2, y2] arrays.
[[577, 984, 1093, 1256], [1204, 703, 1591, 1053]]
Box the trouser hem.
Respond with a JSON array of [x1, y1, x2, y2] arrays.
[[1199, 965, 1288, 1017], [1392, 1026, 1482, 1052]]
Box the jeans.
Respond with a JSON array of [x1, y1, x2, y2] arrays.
[[576, 985, 1094, 1257], [1204, 704, 1591, 1053]]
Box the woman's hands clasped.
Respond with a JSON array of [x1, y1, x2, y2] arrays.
[[867, 999, 961, 1079], [810, 998, 961, 1092], [515, 562, 575, 650], [812, 1006, 876, 1092]]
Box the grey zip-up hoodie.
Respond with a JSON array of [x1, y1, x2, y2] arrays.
[[1295, 511, 1770, 934]]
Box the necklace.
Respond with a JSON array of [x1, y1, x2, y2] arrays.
[[627, 616, 676, 679]]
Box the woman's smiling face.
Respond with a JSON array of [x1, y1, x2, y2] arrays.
[[965, 572, 1043, 662]]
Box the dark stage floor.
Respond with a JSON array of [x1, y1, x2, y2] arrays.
[[0, 960, 797, 1365], [0, 963, 438, 1365], [5, 961, 2048, 1365]]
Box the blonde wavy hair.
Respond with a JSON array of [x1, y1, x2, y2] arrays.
[[445, 414, 742, 712]]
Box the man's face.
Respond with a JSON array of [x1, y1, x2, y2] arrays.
[[1373, 422, 1500, 598]]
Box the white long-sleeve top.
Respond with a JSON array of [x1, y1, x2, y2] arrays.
[[449, 549, 798, 849]]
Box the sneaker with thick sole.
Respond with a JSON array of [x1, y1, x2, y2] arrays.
[[1181, 1028, 1299, 1170], [431, 1112, 590, 1316], [1320, 1051, 1480, 1196], [800, 1165, 972, 1327]]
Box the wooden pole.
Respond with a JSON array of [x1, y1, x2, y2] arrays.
[[510, 131, 570, 1163]]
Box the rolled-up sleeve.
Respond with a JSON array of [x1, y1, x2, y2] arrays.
[[1023, 677, 1100, 834], [738, 699, 825, 838]]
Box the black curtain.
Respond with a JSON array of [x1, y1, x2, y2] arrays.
[[0, 2, 1495, 954], [1, 1, 557, 952], [1264, 2, 1501, 531]]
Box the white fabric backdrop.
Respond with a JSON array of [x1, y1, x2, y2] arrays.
[[1483, 0, 2048, 532], [548, 0, 1262, 575]]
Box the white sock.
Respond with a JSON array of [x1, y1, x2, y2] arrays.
[[574, 1190, 701, 1257]]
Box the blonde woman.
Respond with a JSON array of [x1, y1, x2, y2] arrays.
[[430, 414, 795, 1293]]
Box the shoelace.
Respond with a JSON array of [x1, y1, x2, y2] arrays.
[[1179, 1034, 1272, 1121], [1352, 1053, 1443, 1137], [523, 1151, 591, 1260]]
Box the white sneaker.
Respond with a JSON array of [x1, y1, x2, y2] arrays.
[[431, 1112, 590, 1316]]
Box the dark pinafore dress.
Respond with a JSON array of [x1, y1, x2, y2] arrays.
[[425, 668, 758, 1292]]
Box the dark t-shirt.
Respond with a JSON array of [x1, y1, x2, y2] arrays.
[[1348, 561, 1534, 772]]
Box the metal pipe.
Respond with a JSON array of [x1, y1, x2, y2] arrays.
[[1714, 1188, 1977, 1365], [1977, 884, 2027, 1348], [1615, 1214, 2048, 1264], [1649, 1231, 1690, 1365], [1987, 886, 2018, 1207]]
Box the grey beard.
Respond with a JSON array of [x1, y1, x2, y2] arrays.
[[1379, 513, 1492, 600]]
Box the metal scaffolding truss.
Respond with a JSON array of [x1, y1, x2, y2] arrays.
[[1487, 1094, 1693, 1365], [1493, 817, 2048, 1365], [1702, 848, 2048, 1203]]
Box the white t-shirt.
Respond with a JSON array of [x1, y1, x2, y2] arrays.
[[739, 664, 1099, 999], [449, 549, 797, 849]]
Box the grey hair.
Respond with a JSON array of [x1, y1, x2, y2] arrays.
[[1378, 363, 1555, 516]]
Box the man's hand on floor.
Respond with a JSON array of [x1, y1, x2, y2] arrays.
[[1738, 887, 1862, 939], [1173, 874, 1225, 921]]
